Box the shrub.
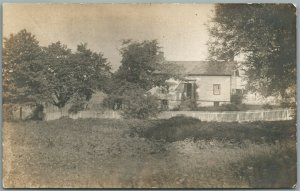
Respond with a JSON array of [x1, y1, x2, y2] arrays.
[[134, 117, 295, 143], [221, 103, 248, 111], [68, 101, 86, 114], [30, 104, 45, 120], [179, 99, 198, 111], [262, 104, 273, 109], [170, 106, 180, 111], [230, 145, 296, 188], [160, 115, 201, 126], [102, 95, 123, 110], [121, 89, 160, 119], [231, 93, 244, 105]]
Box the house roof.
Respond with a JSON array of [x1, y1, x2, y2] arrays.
[[165, 61, 236, 76]]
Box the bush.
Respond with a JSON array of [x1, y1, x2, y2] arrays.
[[30, 104, 45, 120], [159, 115, 201, 126], [179, 99, 198, 111], [102, 95, 123, 110], [231, 93, 244, 105], [134, 117, 295, 143], [230, 145, 296, 188], [221, 103, 248, 111], [262, 104, 273, 109], [170, 106, 180, 111], [68, 101, 86, 114], [121, 89, 160, 119]]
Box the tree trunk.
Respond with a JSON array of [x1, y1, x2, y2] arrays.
[[59, 107, 63, 117]]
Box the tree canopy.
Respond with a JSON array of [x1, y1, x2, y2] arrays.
[[3, 29, 111, 109], [208, 4, 296, 101], [3, 29, 43, 103], [103, 40, 182, 118], [114, 40, 182, 91]]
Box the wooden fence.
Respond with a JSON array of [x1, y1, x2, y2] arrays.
[[157, 109, 294, 122], [43, 109, 294, 122], [44, 110, 122, 121]]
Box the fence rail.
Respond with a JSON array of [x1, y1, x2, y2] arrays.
[[44, 110, 122, 121], [43, 109, 294, 122], [157, 109, 294, 122], [4, 102, 293, 122]]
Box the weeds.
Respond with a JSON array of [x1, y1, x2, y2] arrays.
[[133, 116, 295, 144], [3, 117, 296, 188]]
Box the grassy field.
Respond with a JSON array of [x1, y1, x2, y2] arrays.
[[3, 117, 296, 188]]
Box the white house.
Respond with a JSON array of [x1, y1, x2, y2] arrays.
[[150, 60, 246, 109]]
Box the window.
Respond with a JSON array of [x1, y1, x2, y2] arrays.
[[161, 99, 169, 110], [236, 89, 243, 95], [213, 84, 221, 95]]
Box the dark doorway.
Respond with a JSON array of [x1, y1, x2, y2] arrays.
[[161, 99, 169, 110], [186, 83, 192, 99]]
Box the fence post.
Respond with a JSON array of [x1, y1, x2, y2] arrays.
[[20, 106, 23, 120], [237, 112, 240, 122], [261, 111, 264, 121]]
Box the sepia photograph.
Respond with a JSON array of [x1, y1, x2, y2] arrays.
[[2, 3, 297, 188]]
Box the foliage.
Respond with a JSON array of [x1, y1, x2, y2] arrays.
[[39, 41, 73, 108], [41, 42, 111, 109], [68, 101, 87, 114], [262, 104, 273, 110], [69, 43, 111, 100], [195, 104, 248, 111], [133, 116, 295, 143], [231, 93, 243, 105], [3, 30, 111, 109], [5, 118, 296, 188], [30, 104, 45, 120], [121, 88, 160, 119], [222, 103, 248, 111], [115, 40, 166, 90], [179, 99, 198, 111], [103, 82, 161, 119], [3, 29, 43, 103], [208, 4, 296, 101], [230, 143, 296, 188], [104, 40, 181, 119], [102, 79, 142, 110]]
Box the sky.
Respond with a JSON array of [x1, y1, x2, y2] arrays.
[[3, 4, 215, 71]]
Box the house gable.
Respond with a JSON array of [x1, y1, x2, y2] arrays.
[[151, 60, 245, 109], [185, 75, 231, 103]]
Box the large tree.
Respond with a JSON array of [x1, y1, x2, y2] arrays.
[[42, 42, 111, 109], [3, 30, 111, 110], [104, 40, 181, 118], [67, 43, 111, 110], [208, 4, 296, 101], [3, 29, 43, 103], [115, 39, 181, 91], [39, 41, 74, 108]]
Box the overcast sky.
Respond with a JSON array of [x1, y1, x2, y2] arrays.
[[4, 4, 215, 71]]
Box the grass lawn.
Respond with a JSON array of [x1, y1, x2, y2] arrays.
[[3, 117, 296, 188]]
